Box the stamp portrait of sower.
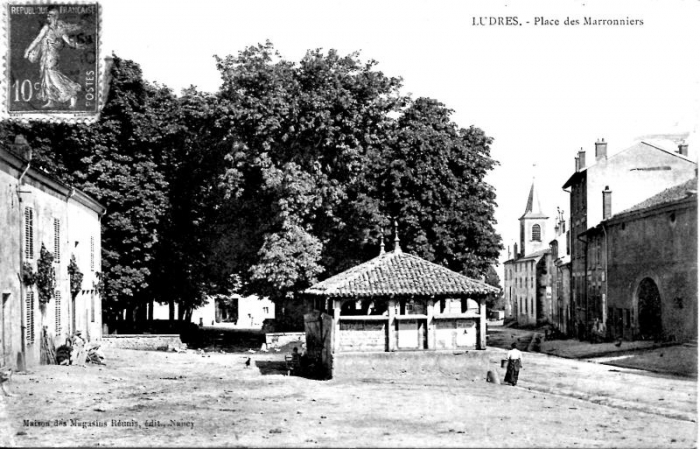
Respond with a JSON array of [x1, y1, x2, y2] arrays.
[[7, 4, 99, 115]]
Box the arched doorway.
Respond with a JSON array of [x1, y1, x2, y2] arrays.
[[637, 278, 662, 340]]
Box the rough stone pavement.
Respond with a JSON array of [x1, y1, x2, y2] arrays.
[[491, 346, 697, 422], [0, 397, 16, 447]]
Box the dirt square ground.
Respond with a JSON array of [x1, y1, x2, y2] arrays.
[[1, 346, 696, 448]]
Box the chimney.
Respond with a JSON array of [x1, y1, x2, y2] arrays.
[[574, 156, 579, 172], [514, 243, 519, 260], [602, 186, 612, 220], [13, 134, 32, 161], [678, 141, 689, 157], [577, 148, 586, 170], [595, 138, 608, 161]]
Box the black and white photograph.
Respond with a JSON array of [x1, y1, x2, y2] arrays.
[[0, 0, 697, 447]]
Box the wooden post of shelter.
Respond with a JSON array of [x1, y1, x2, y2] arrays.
[[333, 299, 341, 353], [478, 297, 487, 350], [426, 298, 435, 350], [387, 298, 396, 351]]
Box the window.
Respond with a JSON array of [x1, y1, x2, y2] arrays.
[[25, 207, 34, 260], [55, 290, 62, 336], [674, 296, 684, 309], [54, 218, 61, 263], [26, 290, 34, 344], [263, 307, 269, 314], [532, 224, 541, 241], [90, 236, 95, 271]]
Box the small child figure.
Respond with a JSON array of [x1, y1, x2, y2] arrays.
[[291, 347, 301, 375]]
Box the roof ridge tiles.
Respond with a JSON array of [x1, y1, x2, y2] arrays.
[[305, 250, 499, 297]]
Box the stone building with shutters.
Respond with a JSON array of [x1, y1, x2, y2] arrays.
[[0, 140, 105, 369], [562, 137, 696, 340], [581, 177, 697, 343], [303, 235, 499, 353], [547, 208, 572, 335]]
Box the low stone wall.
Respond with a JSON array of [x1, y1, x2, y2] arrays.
[[101, 334, 186, 351], [265, 332, 305, 349], [338, 321, 387, 352], [332, 349, 505, 381]]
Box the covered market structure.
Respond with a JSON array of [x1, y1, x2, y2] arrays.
[[303, 236, 500, 353]]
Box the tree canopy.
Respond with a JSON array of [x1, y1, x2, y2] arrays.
[[1, 43, 502, 329]]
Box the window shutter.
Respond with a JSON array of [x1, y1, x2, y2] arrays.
[[54, 218, 61, 263], [532, 224, 541, 241], [26, 290, 34, 344], [90, 236, 95, 271], [24, 207, 33, 260], [55, 290, 62, 336]]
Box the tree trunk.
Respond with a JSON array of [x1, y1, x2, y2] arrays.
[[168, 300, 175, 321], [178, 304, 185, 321]]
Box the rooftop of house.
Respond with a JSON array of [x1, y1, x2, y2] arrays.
[[303, 247, 499, 298], [1, 141, 106, 214], [562, 137, 696, 189], [504, 248, 551, 265], [618, 177, 697, 215]]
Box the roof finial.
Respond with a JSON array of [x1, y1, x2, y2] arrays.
[[393, 219, 402, 253], [379, 232, 385, 256]]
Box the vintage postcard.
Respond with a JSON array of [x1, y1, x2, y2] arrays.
[[5, 3, 100, 120], [0, 0, 697, 447]]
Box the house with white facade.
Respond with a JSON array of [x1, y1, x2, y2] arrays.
[[1, 140, 105, 369]]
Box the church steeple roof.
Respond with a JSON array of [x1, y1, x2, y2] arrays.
[[520, 177, 549, 220]]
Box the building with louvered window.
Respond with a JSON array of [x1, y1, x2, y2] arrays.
[[503, 177, 552, 326], [0, 140, 105, 369]]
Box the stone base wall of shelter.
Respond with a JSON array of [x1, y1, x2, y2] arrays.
[[265, 332, 305, 349], [332, 350, 502, 381], [101, 334, 186, 351], [434, 319, 477, 350], [338, 321, 386, 352]]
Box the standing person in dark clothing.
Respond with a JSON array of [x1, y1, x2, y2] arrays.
[[504, 342, 523, 386]]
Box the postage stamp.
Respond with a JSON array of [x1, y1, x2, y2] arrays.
[[4, 2, 101, 121]]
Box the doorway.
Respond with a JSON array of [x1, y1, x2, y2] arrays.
[[637, 278, 662, 340]]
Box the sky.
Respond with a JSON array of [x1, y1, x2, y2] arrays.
[[11, 0, 700, 280]]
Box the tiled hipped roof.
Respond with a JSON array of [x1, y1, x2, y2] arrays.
[[304, 250, 499, 298], [619, 177, 697, 215]]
